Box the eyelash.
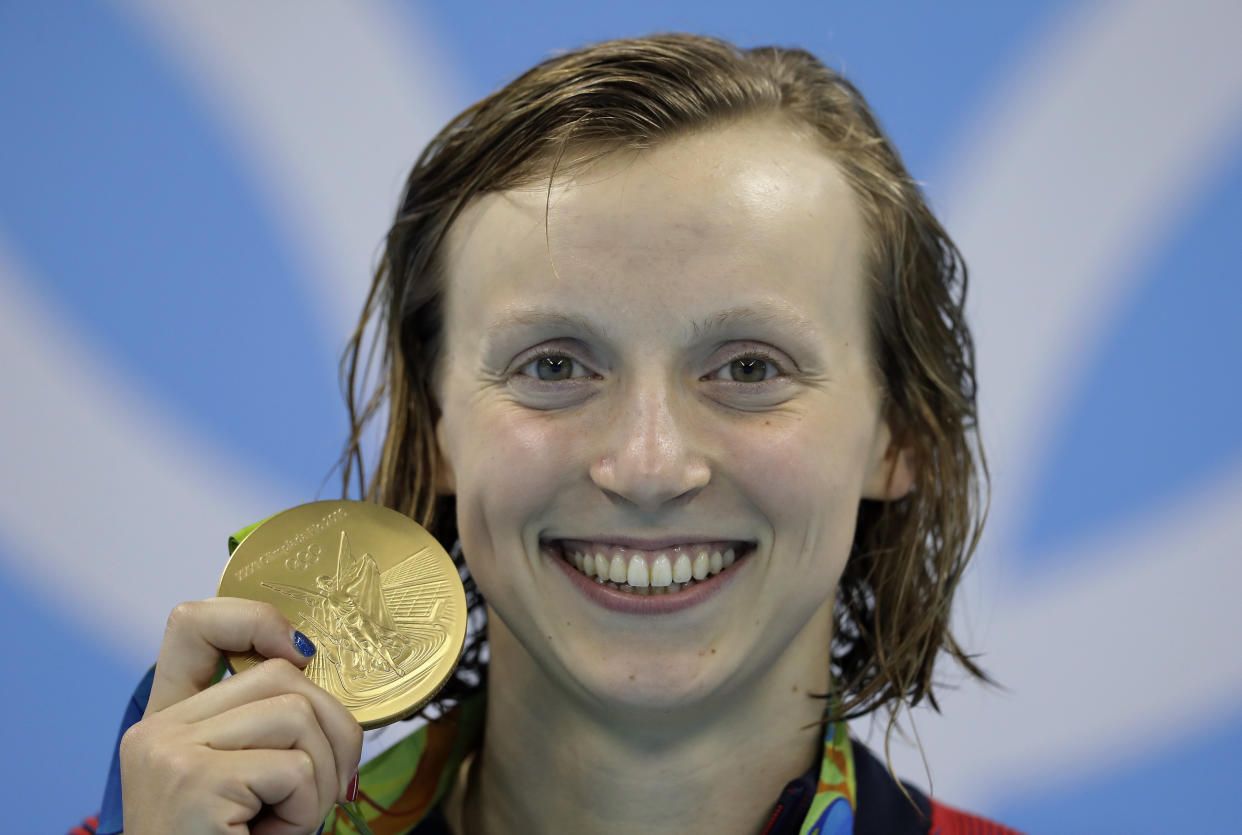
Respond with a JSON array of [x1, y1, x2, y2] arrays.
[[706, 349, 788, 384], [512, 347, 790, 385], [514, 347, 597, 382]]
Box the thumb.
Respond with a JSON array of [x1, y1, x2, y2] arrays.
[[146, 597, 316, 714]]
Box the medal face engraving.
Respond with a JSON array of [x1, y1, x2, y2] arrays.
[[218, 501, 467, 729]]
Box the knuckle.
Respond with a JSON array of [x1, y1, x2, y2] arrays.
[[122, 725, 195, 780], [164, 600, 199, 633], [118, 720, 150, 765], [218, 772, 253, 807], [159, 745, 199, 780], [247, 598, 289, 632], [347, 719, 364, 754], [258, 655, 300, 680], [291, 748, 315, 781], [275, 690, 315, 721]]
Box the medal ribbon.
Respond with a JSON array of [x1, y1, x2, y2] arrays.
[[797, 716, 857, 834]]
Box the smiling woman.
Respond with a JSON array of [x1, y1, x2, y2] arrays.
[[432, 122, 906, 734], [96, 32, 1018, 835]]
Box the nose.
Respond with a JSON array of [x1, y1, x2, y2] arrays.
[[589, 380, 710, 510]]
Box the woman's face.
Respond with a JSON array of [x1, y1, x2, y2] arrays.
[[434, 119, 911, 712]]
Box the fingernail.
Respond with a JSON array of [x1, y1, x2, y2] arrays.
[[346, 771, 359, 803], [292, 630, 316, 657]]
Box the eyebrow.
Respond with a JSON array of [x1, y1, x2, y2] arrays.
[[480, 308, 611, 359], [483, 301, 820, 346], [485, 308, 606, 337], [691, 302, 820, 342]]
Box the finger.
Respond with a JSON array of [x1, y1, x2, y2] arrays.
[[214, 747, 326, 835], [162, 657, 362, 798], [250, 813, 327, 835], [148, 598, 315, 714], [193, 692, 339, 813]]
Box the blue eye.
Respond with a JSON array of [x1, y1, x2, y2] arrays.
[[534, 356, 573, 381], [712, 355, 781, 383], [518, 353, 588, 381]]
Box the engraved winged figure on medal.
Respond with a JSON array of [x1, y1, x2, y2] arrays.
[[262, 530, 453, 707]]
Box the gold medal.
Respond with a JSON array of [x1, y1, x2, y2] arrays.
[[218, 500, 467, 729]]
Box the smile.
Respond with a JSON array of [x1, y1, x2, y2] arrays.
[[547, 539, 753, 595]]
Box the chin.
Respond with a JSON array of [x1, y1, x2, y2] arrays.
[[554, 635, 747, 716]]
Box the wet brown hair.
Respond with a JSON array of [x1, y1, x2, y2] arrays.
[[341, 32, 995, 766]]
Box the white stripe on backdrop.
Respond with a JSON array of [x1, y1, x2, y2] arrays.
[[871, 0, 1242, 807], [0, 0, 462, 669], [114, 0, 464, 342], [2, 0, 1240, 829], [0, 235, 294, 663]]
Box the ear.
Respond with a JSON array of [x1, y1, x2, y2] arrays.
[[434, 417, 457, 496], [861, 418, 915, 501]]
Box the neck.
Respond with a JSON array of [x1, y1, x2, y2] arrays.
[[459, 601, 834, 835]]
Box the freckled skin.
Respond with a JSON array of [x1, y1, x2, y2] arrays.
[[434, 118, 914, 833]]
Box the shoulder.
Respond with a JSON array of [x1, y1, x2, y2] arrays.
[[92, 667, 157, 835], [925, 798, 1026, 835], [851, 739, 1025, 835]]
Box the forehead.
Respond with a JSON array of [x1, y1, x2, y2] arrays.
[[441, 118, 866, 337]]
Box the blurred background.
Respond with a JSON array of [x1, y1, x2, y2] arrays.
[[2, 1, 1240, 831]]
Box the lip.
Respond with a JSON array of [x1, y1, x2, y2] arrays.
[[556, 535, 747, 551], [542, 540, 752, 615]]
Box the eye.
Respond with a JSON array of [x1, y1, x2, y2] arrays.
[[711, 355, 782, 383], [517, 353, 590, 381]]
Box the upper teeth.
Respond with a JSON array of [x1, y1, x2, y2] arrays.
[[565, 543, 739, 588]]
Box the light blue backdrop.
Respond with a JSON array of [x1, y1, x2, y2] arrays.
[[2, 1, 1240, 832]]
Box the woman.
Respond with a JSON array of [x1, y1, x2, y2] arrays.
[[91, 34, 1017, 835]]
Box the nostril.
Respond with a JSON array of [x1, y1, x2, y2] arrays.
[[589, 455, 710, 510]]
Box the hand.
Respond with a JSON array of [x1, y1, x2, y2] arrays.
[[119, 598, 364, 835]]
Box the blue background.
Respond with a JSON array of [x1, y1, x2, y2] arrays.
[[2, 1, 1239, 831]]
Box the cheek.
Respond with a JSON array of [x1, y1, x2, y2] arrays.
[[473, 408, 584, 486], [449, 407, 599, 633], [721, 411, 872, 562], [452, 406, 587, 541]]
